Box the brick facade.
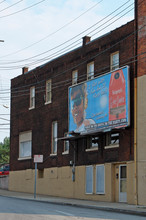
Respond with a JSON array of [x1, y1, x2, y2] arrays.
[[10, 20, 135, 172]]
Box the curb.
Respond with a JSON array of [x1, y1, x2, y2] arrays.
[[1, 194, 146, 217]]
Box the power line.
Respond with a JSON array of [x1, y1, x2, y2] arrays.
[[7, 56, 146, 122], [0, 117, 10, 121], [0, 0, 104, 58], [1, 52, 145, 99], [0, 1, 134, 69], [0, 0, 6, 5], [0, 0, 132, 63], [0, 0, 23, 13], [0, 0, 46, 19], [1, 23, 144, 96]]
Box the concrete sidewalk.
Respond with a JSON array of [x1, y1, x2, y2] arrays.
[[0, 189, 146, 216]]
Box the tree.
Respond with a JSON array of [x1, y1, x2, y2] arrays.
[[0, 137, 10, 164]]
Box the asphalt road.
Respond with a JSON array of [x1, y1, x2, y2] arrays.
[[0, 196, 145, 220]]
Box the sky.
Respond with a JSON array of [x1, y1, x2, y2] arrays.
[[0, 0, 134, 142]]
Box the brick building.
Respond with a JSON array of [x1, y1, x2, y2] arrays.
[[9, 0, 146, 205]]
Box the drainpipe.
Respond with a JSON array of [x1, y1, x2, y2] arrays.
[[134, 77, 138, 205], [134, 0, 138, 205]]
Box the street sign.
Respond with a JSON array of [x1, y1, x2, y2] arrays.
[[34, 155, 43, 163], [33, 155, 43, 199]]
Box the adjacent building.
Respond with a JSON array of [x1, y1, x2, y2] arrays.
[[9, 0, 146, 205]]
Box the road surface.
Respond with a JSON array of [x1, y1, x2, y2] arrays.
[[0, 196, 145, 220]]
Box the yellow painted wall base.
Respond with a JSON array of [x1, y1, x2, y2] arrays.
[[9, 162, 136, 204]]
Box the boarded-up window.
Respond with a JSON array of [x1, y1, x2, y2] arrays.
[[86, 166, 93, 194]]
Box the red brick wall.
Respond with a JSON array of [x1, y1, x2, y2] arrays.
[[10, 20, 135, 171], [135, 0, 146, 77]]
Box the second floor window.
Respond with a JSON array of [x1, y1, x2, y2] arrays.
[[30, 86, 35, 109], [52, 121, 57, 154], [87, 136, 99, 150], [110, 51, 119, 71], [46, 80, 51, 103], [87, 61, 94, 80], [105, 132, 119, 147], [72, 70, 78, 85]]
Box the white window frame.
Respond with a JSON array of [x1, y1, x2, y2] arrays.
[[45, 80, 51, 104], [51, 121, 57, 155], [19, 131, 32, 160], [72, 70, 78, 85], [96, 165, 105, 194], [110, 51, 119, 71], [85, 166, 93, 194], [62, 132, 69, 154], [86, 136, 99, 152], [29, 86, 35, 109], [87, 61, 94, 80], [104, 132, 119, 149]]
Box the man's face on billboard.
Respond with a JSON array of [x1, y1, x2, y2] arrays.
[[71, 89, 84, 127]]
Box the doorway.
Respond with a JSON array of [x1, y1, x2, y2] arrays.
[[119, 165, 127, 202]]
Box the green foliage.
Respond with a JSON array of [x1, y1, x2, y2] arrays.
[[0, 137, 10, 165]]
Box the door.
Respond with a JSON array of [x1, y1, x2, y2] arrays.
[[119, 165, 127, 202]]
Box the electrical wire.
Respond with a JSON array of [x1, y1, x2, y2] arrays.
[[0, 0, 46, 19], [0, 3, 134, 71], [0, 24, 144, 97], [0, 0, 23, 13], [0, 117, 10, 121], [1, 52, 145, 99], [0, 0, 6, 5], [0, 52, 146, 126], [0, 0, 104, 59], [0, 0, 133, 64]]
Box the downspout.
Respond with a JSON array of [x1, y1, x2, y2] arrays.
[[134, 0, 138, 205], [134, 77, 138, 205]]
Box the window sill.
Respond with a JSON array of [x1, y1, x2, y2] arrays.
[[50, 153, 57, 157], [96, 192, 105, 195], [104, 144, 119, 149], [29, 106, 35, 110], [45, 101, 51, 105], [18, 156, 32, 160], [62, 151, 69, 155], [85, 147, 98, 152]]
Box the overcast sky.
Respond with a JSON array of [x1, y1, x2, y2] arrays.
[[0, 0, 134, 142]]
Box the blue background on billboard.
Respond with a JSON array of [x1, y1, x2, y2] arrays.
[[69, 66, 129, 132]]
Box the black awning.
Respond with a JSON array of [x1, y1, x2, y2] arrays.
[[58, 127, 124, 142]]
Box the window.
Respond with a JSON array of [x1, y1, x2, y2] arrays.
[[63, 133, 69, 153], [87, 61, 94, 80], [46, 80, 51, 103], [38, 169, 44, 178], [86, 166, 93, 194], [96, 165, 105, 194], [72, 70, 78, 85], [105, 132, 119, 148], [110, 51, 119, 71], [52, 121, 57, 154], [29, 86, 35, 109], [19, 131, 32, 159], [86, 136, 99, 151]]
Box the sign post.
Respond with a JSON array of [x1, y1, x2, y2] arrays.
[[34, 155, 43, 199]]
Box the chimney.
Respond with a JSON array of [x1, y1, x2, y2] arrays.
[[82, 36, 91, 46], [22, 67, 28, 74]]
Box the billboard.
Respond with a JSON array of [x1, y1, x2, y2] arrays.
[[69, 66, 130, 134]]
